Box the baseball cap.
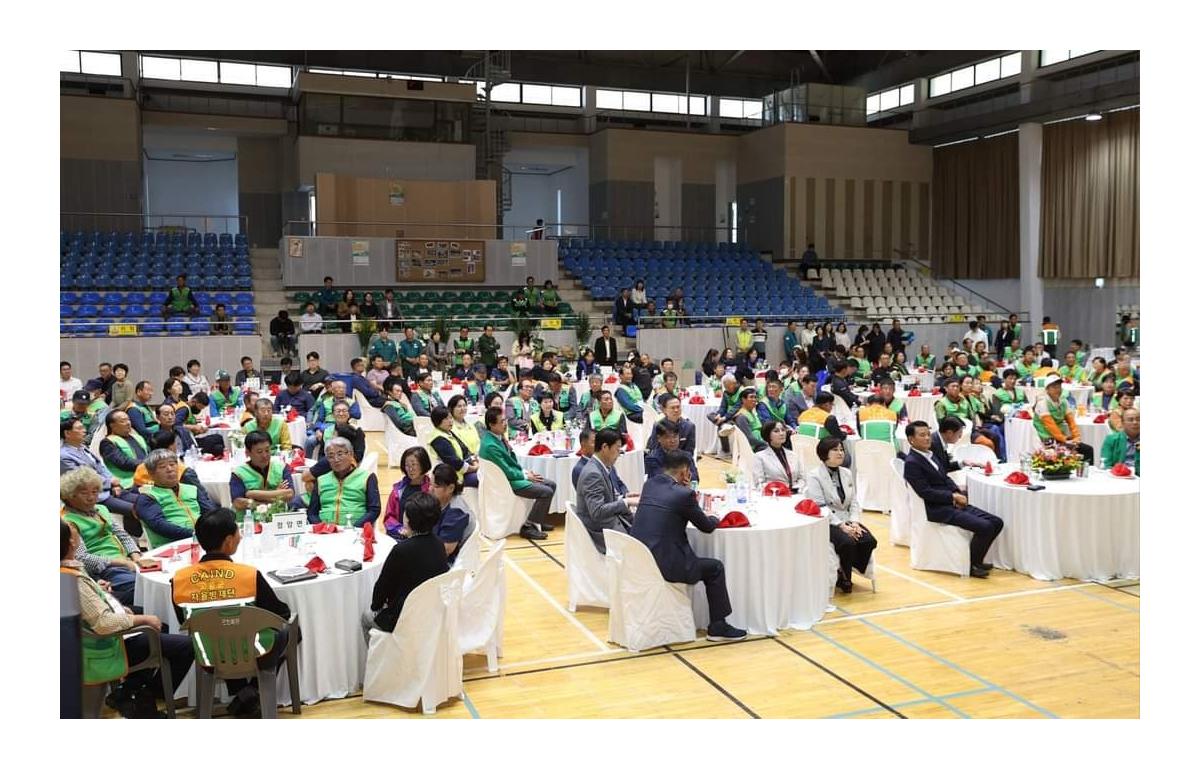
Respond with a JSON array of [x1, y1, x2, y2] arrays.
[[215, 369, 231, 380], [71, 390, 91, 404]]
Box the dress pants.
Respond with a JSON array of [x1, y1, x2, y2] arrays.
[[944, 505, 1004, 566], [102, 564, 137, 606], [513, 479, 556, 525], [123, 631, 195, 699], [829, 523, 878, 576], [690, 558, 732, 624]]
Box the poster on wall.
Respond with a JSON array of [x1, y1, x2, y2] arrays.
[[287, 237, 304, 259], [395, 238, 485, 283], [510, 241, 527, 268], [388, 182, 406, 206], [351, 240, 370, 267]]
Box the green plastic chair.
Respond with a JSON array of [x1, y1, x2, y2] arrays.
[[293, 291, 311, 305], [421, 291, 439, 302], [795, 421, 824, 439], [80, 625, 177, 719]]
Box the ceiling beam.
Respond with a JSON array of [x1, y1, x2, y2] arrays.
[[808, 50, 832, 81]]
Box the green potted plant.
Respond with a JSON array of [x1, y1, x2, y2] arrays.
[[573, 311, 591, 356]]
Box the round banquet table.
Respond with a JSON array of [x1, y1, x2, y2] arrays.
[[965, 464, 1139, 581], [1004, 416, 1112, 459], [435, 384, 465, 405], [134, 529, 395, 705], [686, 494, 831, 635], [191, 457, 314, 507], [514, 442, 645, 515], [683, 398, 721, 454], [898, 392, 942, 427]]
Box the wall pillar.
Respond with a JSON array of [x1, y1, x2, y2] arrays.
[[1018, 122, 1044, 327]]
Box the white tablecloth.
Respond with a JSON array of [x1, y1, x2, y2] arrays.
[[899, 393, 942, 427], [683, 399, 721, 454], [686, 495, 830, 635], [1005, 416, 1112, 459], [514, 443, 645, 514], [966, 464, 1139, 581], [192, 458, 312, 507], [134, 530, 395, 705]]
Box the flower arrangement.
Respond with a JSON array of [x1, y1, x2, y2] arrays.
[[722, 470, 742, 484], [1029, 446, 1083, 476]]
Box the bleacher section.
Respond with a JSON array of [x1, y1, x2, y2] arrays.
[[813, 265, 996, 323], [287, 289, 577, 329], [559, 239, 840, 323], [59, 230, 256, 336]]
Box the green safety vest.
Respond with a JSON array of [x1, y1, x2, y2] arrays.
[[736, 408, 762, 435], [383, 400, 414, 425], [1041, 328, 1059, 346], [1033, 397, 1070, 442], [860, 420, 896, 443], [105, 433, 148, 483], [531, 410, 565, 433], [590, 409, 623, 431], [453, 338, 474, 366], [60, 408, 92, 430], [61, 566, 129, 685], [62, 506, 125, 561], [168, 286, 192, 311], [1014, 361, 1038, 380], [662, 309, 679, 328], [761, 397, 788, 423], [855, 358, 871, 378], [143, 484, 201, 548], [885, 398, 905, 416], [316, 465, 369, 526], [211, 387, 242, 412], [248, 416, 285, 447], [936, 396, 975, 425], [553, 388, 572, 413], [580, 390, 603, 412], [129, 402, 160, 434], [616, 384, 643, 415], [233, 459, 286, 493], [466, 380, 494, 403], [1058, 364, 1086, 382], [915, 354, 936, 368], [426, 430, 471, 482], [508, 398, 530, 438], [994, 388, 1026, 406]]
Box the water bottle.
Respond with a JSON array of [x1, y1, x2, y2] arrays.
[[189, 533, 200, 564], [736, 478, 748, 505], [242, 508, 255, 556]]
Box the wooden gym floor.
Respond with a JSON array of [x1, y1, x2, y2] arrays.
[[163, 434, 1141, 719]]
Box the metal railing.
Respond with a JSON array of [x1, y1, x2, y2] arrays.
[[61, 212, 248, 236], [59, 317, 261, 337], [282, 220, 747, 244]]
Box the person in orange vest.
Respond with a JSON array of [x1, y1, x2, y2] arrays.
[[170, 507, 297, 718]]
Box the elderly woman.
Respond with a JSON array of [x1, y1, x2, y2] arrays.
[[133, 449, 219, 547], [752, 420, 803, 494], [306, 436, 380, 528], [806, 437, 877, 594], [362, 492, 449, 637], [578, 374, 605, 413], [589, 390, 628, 439], [383, 446, 432, 539], [60, 417, 139, 532], [60, 467, 144, 606], [427, 405, 480, 488], [446, 395, 481, 456]]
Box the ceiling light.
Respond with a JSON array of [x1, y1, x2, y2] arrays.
[[1085, 113, 1102, 121]]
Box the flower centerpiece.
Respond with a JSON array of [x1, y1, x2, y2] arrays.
[[1029, 446, 1083, 479]]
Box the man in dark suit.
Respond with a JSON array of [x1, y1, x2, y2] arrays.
[[903, 421, 1004, 578], [594, 325, 618, 367], [933, 416, 965, 472], [645, 394, 696, 457], [630, 450, 747, 641], [574, 429, 635, 553], [829, 360, 859, 411]]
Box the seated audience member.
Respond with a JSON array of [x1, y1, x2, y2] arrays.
[[707, 373, 742, 457], [170, 507, 295, 718], [753, 420, 802, 493], [757, 378, 796, 429], [208, 370, 242, 415], [1033, 375, 1095, 465], [154, 402, 197, 455], [465, 364, 496, 405], [451, 351, 476, 382], [990, 368, 1028, 418], [309, 379, 361, 434], [429, 464, 474, 564], [797, 391, 841, 439], [478, 406, 556, 541], [630, 450, 747, 641], [614, 365, 645, 424], [589, 390, 628, 438], [311, 401, 366, 464], [876, 378, 908, 421], [646, 395, 696, 456], [126, 380, 161, 442], [307, 437, 380, 528], [1100, 407, 1140, 474], [575, 428, 637, 553], [530, 391, 566, 434], [135, 449, 219, 547], [381, 381, 417, 438], [98, 410, 148, 494], [300, 352, 329, 395], [828, 360, 859, 411], [365, 355, 391, 393], [731, 387, 767, 451], [230, 431, 295, 512], [427, 405, 480, 488], [383, 446, 432, 539], [245, 397, 291, 451], [806, 437, 877, 592], [1107, 388, 1137, 433], [408, 372, 443, 418], [1091, 374, 1118, 412], [903, 421, 1003, 578], [163, 274, 199, 317], [577, 374, 605, 414], [491, 356, 518, 391], [60, 467, 144, 606], [298, 302, 323, 334], [505, 379, 537, 437], [935, 377, 997, 457], [209, 302, 230, 332], [645, 419, 696, 479], [577, 349, 600, 382], [61, 520, 193, 718], [269, 310, 297, 357], [273, 372, 315, 416], [363, 491, 449, 638], [60, 389, 99, 438], [786, 375, 819, 425], [60, 417, 138, 526]]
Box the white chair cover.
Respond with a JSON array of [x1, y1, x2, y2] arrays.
[[450, 526, 484, 575], [955, 444, 997, 466], [602, 529, 696, 652], [730, 427, 757, 481], [831, 395, 854, 425], [855, 439, 900, 512], [791, 434, 822, 476], [458, 540, 506, 673], [565, 501, 609, 611], [413, 416, 435, 446], [384, 418, 419, 468], [477, 459, 535, 540], [889, 460, 911, 547], [353, 389, 386, 432], [360, 450, 379, 477], [89, 423, 108, 456], [363, 569, 466, 714], [905, 484, 972, 576]]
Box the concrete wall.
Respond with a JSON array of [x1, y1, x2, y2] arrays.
[[142, 129, 239, 225], [296, 136, 475, 185], [279, 237, 559, 287], [505, 134, 590, 236], [59, 336, 262, 385], [60, 95, 142, 222]]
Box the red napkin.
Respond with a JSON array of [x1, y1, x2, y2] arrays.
[[528, 443, 552, 456], [1093, 413, 1109, 424], [763, 480, 792, 497], [362, 522, 376, 562], [1111, 463, 1132, 477], [984, 461, 994, 476], [623, 434, 634, 452], [688, 395, 707, 405], [1016, 410, 1033, 420], [717, 511, 750, 528], [304, 556, 327, 574], [918, 366, 927, 373], [440, 384, 454, 391], [1005, 471, 1030, 485], [254, 522, 263, 534], [269, 384, 280, 396], [286, 408, 298, 423], [839, 424, 855, 436], [930, 386, 941, 395], [202, 454, 220, 462], [311, 523, 339, 534], [871, 386, 880, 394], [604, 376, 618, 384], [908, 388, 921, 397], [795, 499, 822, 516]]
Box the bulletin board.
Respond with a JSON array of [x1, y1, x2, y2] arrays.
[[394, 239, 486, 283]]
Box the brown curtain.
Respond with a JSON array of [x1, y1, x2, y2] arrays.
[[931, 134, 1019, 279], [1040, 109, 1139, 278]]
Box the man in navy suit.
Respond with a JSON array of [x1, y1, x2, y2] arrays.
[[630, 450, 747, 641], [903, 421, 1003, 578]]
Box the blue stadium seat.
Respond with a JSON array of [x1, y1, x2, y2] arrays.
[[233, 321, 256, 335], [233, 292, 253, 305]]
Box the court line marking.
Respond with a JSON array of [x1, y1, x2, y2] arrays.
[[1075, 587, 1140, 614], [472, 647, 623, 676], [463, 693, 481, 719], [828, 686, 996, 718], [871, 564, 968, 601], [503, 555, 611, 652], [770, 637, 907, 719], [819, 582, 1092, 625], [668, 649, 761, 719]]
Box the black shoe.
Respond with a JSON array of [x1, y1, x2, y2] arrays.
[[520, 524, 548, 541], [837, 574, 853, 594], [706, 620, 748, 642], [978, 562, 994, 571], [227, 687, 261, 718], [538, 522, 555, 532], [970, 565, 990, 579]]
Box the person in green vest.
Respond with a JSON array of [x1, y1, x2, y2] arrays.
[[530, 392, 566, 434], [589, 390, 629, 439], [661, 299, 680, 329], [98, 410, 148, 500], [478, 405, 556, 540], [505, 378, 537, 437], [427, 405, 480, 487], [540, 279, 560, 314], [134, 450, 219, 547], [614, 365, 646, 424], [208, 370, 242, 416], [953, 351, 981, 379], [1100, 407, 1139, 474], [452, 326, 475, 370], [230, 431, 295, 512], [477, 324, 500, 370], [536, 372, 578, 422], [914, 344, 937, 370], [1008, 312, 1023, 342], [523, 276, 541, 309], [1058, 351, 1087, 382], [60, 519, 194, 719], [244, 397, 291, 451], [367, 326, 399, 365], [733, 387, 767, 451], [1092, 374, 1118, 412], [850, 345, 872, 385], [162, 273, 199, 317], [61, 389, 97, 436], [990, 368, 1028, 418], [464, 364, 495, 405], [757, 377, 795, 429], [511, 286, 530, 316], [877, 377, 909, 421], [409, 372, 445, 417], [60, 466, 145, 606], [1032, 376, 1095, 464], [735, 319, 754, 357], [306, 437, 380, 527], [577, 374, 606, 415], [382, 381, 417, 436], [125, 380, 161, 443], [1013, 346, 1039, 382]]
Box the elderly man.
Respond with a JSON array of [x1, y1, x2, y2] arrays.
[[479, 406, 556, 540], [245, 397, 292, 451], [1034, 375, 1095, 464], [126, 380, 161, 443], [230, 431, 295, 512], [614, 364, 645, 424], [646, 394, 697, 455], [98, 410, 149, 514], [504, 378, 537, 438], [209, 370, 242, 415], [60, 417, 139, 525], [757, 377, 796, 429], [578, 374, 606, 414], [306, 437, 380, 527], [134, 449, 219, 547], [574, 429, 637, 553], [310, 378, 361, 431], [1100, 408, 1139, 474], [154, 402, 198, 455], [409, 371, 445, 418], [707, 373, 742, 457], [60, 466, 146, 606], [732, 388, 767, 451]]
